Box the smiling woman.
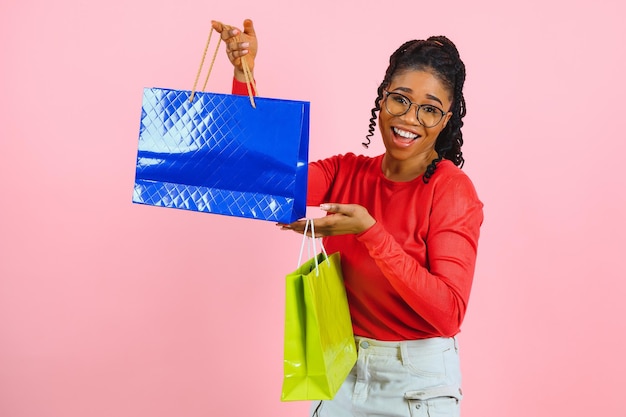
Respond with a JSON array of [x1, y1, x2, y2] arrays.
[[367, 36, 467, 184], [378, 70, 454, 181], [213, 19, 483, 417]]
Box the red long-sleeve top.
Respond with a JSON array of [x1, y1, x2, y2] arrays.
[[232, 78, 255, 96], [233, 79, 484, 341]]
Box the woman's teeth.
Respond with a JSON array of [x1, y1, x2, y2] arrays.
[[393, 127, 418, 140]]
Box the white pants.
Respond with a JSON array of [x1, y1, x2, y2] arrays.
[[310, 336, 463, 417]]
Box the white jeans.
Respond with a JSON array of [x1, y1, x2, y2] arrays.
[[310, 336, 463, 417]]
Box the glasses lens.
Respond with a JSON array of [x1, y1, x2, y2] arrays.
[[417, 105, 444, 128], [385, 92, 410, 116], [386, 92, 445, 127]]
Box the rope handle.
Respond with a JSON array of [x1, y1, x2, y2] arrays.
[[189, 26, 257, 108], [297, 219, 330, 277]]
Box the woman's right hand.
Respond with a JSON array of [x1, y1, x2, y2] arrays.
[[278, 204, 377, 238], [211, 19, 257, 82]]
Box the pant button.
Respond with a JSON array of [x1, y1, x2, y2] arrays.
[[360, 341, 370, 349]]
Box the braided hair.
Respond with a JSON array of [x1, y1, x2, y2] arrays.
[[364, 36, 467, 183]]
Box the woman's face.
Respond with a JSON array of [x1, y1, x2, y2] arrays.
[[379, 69, 453, 164]]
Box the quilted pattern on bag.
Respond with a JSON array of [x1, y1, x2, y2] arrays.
[[133, 88, 310, 223]]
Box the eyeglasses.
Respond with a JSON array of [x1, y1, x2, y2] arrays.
[[383, 91, 447, 128]]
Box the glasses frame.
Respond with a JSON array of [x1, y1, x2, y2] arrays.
[[383, 90, 447, 128]]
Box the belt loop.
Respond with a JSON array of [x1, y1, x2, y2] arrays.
[[453, 336, 459, 352], [399, 341, 409, 365]]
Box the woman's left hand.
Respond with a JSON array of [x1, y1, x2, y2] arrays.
[[278, 203, 376, 237], [211, 19, 257, 82]]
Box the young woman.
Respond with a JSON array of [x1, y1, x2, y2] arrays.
[[212, 19, 483, 417]]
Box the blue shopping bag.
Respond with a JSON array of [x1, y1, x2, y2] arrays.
[[132, 29, 310, 223]]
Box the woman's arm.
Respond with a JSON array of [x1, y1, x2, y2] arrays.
[[357, 175, 483, 335]]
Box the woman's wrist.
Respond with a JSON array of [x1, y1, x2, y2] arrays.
[[234, 69, 254, 83]]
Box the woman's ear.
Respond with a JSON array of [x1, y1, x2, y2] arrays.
[[442, 112, 453, 129]]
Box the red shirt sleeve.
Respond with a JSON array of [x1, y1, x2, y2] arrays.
[[355, 174, 483, 336], [306, 159, 334, 206], [232, 78, 256, 96]]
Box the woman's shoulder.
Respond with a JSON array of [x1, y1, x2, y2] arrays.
[[319, 152, 378, 162], [434, 159, 472, 181], [432, 160, 481, 200], [314, 152, 381, 169]]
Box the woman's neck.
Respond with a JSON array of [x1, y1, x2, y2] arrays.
[[381, 150, 439, 182]]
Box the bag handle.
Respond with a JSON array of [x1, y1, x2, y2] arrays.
[[189, 26, 257, 108], [297, 219, 330, 277]]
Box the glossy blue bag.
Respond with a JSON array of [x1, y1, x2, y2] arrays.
[[133, 30, 310, 223]]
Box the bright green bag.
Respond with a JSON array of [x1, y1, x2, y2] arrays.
[[281, 220, 357, 401]]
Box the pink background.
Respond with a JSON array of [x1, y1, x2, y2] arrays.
[[1, 0, 625, 416]]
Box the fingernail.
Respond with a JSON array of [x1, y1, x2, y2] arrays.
[[320, 204, 330, 211], [241, 42, 249, 47]]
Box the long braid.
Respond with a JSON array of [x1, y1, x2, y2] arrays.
[[363, 40, 418, 148], [364, 36, 467, 184]]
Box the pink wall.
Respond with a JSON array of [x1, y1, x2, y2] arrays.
[[1, 0, 625, 416]]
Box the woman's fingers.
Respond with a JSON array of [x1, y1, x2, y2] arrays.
[[276, 203, 375, 237], [226, 43, 250, 58], [211, 20, 240, 39], [210, 19, 256, 74], [242, 19, 256, 38]]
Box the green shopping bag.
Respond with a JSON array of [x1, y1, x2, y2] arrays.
[[281, 220, 357, 401]]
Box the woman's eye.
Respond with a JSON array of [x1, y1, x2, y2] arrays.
[[392, 94, 409, 105], [422, 105, 438, 114]]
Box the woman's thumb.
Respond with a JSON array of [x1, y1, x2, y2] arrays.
[[243, 19, 256, 36]]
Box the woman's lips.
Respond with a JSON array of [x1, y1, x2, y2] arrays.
[[392, 127, 420, 146]]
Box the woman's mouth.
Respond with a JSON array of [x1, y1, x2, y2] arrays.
[[392, 127, 420, 145]]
